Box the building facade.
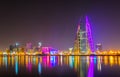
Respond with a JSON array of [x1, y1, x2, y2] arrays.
[[74, 16, 94, 55], [96, 43, 102, 51]]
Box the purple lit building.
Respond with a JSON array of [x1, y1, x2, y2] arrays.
[[26, 43, 33, 52], [74, 16, 94, 54], [42, 47, 58, 55], [26, 43, 32, 49]]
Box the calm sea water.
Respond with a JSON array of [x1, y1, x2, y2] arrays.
[[0, 55, 120, 77]]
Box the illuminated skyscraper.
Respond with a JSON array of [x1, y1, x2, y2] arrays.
[[74, 16, 94, 54], [26, 43, 33, 52], [9, 45, 14, 52], [38, 42, 42, 48], [96, 43, 102, 51], [26, 43, 32, 49]]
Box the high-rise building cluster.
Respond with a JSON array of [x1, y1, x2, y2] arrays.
[[1, 15, 120, 56], [4, 42, 58, 55]]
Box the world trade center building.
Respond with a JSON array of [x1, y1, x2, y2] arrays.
[[74, 16, 94, 55]]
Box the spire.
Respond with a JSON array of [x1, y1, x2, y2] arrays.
[[77, 25, 80, 33]]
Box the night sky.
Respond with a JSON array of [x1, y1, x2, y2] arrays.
[[0, 0, 120, 50]]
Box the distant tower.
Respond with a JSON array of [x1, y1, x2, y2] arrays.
[[74, 16, 94, 54], [96, 43, 102, 51], [26, 43, 32, 51], [9, 45, 14, 52], [38, 42, 42, 48], [15, 42, 20, 51]]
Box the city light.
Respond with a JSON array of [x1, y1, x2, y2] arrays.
[[0, 16, 119, 56]]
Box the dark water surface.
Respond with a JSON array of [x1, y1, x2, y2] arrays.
[[0, 56, 120, 77]]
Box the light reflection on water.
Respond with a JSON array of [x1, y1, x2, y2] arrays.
[[0, 56, 120, 77]]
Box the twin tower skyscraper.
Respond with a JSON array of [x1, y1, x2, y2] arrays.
[[73, 16, 94, 55]]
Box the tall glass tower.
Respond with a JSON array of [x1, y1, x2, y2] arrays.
[[74, 16, 94, 54]]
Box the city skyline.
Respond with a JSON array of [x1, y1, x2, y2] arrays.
[[0, 1, 120, 50]]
